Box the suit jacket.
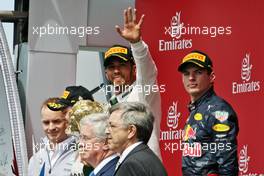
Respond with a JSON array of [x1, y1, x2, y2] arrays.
[[95, 156, 119, 176], [114, 144, 167, 176]]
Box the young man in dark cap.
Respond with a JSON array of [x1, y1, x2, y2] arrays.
[[178, 50, 239, 176], [103, 7, 162, 159], [28, 97, 79, 176], [28, 86, 94, 176]]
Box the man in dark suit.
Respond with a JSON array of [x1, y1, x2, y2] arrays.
[[106, 102, 167, 176], [79, 113, 119, 176]]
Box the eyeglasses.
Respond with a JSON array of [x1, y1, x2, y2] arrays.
[[78, 134, 97, 142], [106, 122, 129, 131]]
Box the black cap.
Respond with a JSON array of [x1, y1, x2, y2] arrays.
[[47, 86, 94, 111], [178, 50, 213, 72], [104, 45, 134, 67]]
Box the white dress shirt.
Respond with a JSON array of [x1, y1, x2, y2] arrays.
[[93, 154, 119, 175]]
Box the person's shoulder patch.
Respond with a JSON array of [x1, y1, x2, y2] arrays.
[[214, 111, 229, 122]]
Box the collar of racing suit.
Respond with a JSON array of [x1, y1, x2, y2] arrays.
[[187, 87, 215, 112]]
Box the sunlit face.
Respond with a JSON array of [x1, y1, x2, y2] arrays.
[[79, 124, 106, 167], [105, 60, 136, 91], [181, 64, 215, 102], [105, 110, 130, 154], [41, 107, 68, 144]]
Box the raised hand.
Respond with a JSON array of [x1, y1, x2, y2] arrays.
[[115, 7, 145, 43]]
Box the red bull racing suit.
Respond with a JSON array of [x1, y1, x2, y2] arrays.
[[182, 87, 239, 176]]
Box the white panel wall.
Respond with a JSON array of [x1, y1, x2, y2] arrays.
[[87, 0, 135, 47], [76, 50, 108, 103], [26, 0, 88, 157], [25, 0, 135, 158], [25, 52, 76, 155], [28, 0, 88, 53]]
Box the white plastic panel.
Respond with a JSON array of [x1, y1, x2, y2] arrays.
[[28, 0, 88, 53], [25, 51, 76, 156], [76, 49, 108, 103], [86, 0, 135, 47]]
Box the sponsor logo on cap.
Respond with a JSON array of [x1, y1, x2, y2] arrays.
[[47, 102, 64, 109], [182, 52, 206, 63], [105, 47, 128, 59], [212, 124, 230, 132], [61, 90, 70, 99]]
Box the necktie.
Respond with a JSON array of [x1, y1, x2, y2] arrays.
[[89, 171, 95, 176], [115, 160, 121, 171]]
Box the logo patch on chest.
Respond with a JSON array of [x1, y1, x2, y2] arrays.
[[183, 124, 196, 141], [194, 113, 203, 121], [214, 111, 229, 122]]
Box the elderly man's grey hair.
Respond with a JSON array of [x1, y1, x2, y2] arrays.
[[109, 102, 154, 144], [80, 113, 108, 139]]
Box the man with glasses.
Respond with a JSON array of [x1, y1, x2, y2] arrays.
[[105, 102, 167, 176], [79, 113, 118, 176]]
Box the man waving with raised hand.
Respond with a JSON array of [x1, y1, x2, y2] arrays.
[[104, 7, 162, 159]]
